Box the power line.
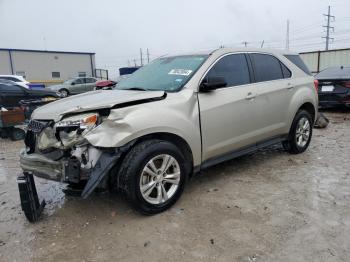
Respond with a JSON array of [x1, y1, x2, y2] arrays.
[[322, 5, 335, 50]]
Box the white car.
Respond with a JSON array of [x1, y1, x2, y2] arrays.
[[0, 75, 30, 89]]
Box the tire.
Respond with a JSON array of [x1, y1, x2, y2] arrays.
[[59, 89, 69, 97], [117, 139, 188, 215], [0, 129, 9, 139], [10, 128, 25, 141], [283, 110, 313, 154]]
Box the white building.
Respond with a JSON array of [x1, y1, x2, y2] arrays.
[[300, 48, 350, 74], [0, 48, 96, 85]]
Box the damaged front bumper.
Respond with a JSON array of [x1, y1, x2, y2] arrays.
[[20, 147, 124, 198], [18, 146, 125, 223], [18, 116, 133, 222], [20, 149, 63, 181]]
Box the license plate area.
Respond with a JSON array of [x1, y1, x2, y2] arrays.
[[321, 85, 334, 92]]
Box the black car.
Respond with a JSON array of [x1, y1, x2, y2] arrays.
[[316, 66, 350, 108], [0, 80, 61, 108]]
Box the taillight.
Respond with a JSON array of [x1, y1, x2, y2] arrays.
[[314, 79, 319, 92], [342, 81, 350, 88]]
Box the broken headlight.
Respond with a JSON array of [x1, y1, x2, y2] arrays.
[[56, 113, 99, 130]]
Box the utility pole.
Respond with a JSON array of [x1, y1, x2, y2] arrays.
[[140, 48, 143, 66], [322, 5, 335, 51], [147, 48, 150, 64], [286, 20, 290, 50], [242, 41, 248, 47]]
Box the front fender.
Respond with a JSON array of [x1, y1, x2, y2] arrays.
[[84, 94, 202, 166]]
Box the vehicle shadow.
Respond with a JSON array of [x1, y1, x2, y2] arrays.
[[42, 144, 287, 221]]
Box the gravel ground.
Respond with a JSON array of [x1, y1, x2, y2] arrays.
[[0, 110, 350, 262]]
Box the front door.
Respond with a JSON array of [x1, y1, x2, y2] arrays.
[[84, 78, 97, 91], [70, 78, 85, 94], [198, 53, 260, 161]]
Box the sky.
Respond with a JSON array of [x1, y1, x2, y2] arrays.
[[1, 0, 350, 76]]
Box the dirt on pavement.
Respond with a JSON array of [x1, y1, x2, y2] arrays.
[[0, 110, 350, 262]]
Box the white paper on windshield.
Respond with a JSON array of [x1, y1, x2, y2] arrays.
[[168, 69, 193, 76]]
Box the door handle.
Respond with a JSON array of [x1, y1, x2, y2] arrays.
[[286, 83, 294, 89], [245, 92, 256, 100]]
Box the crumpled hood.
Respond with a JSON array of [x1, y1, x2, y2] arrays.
[[32, 89, 165, 121]]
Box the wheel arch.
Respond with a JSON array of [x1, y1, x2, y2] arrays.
[[130, 132, 194, 175], [298, 102, 316, 123], [59, 88, 69, 94], [109, 132, 195, 188]]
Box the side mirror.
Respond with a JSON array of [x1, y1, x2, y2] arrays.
[[200, 76, 227, 92], [71, 82, 75, 86]]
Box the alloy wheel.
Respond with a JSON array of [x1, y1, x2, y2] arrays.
[[296, 117, 310, 148], [139, 154, 180, 205]]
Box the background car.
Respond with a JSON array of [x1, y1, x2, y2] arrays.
[[0, 80, 60, 108], [0, 75, 30, 89], [94, 80, 117, 90], [47, 77, 98, 97], [315, 66, 350, 108]]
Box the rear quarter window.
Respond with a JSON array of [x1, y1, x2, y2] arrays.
[[285, 55, 311, 75]]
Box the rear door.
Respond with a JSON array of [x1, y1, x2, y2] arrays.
[[85, 78, 97, 91], [248, 53, 293, 141], [198, 53, 262, 161]]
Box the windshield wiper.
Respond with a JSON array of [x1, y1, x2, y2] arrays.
[[125, 87, 148, 91]]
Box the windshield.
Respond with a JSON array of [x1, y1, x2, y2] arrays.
[[116, 55, 208, 92]]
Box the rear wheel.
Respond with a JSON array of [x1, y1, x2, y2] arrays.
[[283, 110, 313, 154], [117, 140, 188, 215]]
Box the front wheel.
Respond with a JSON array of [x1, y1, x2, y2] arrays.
[[117, 140, 188, 215], [283, 110, 313, 154], [59, 89, 69, 97]]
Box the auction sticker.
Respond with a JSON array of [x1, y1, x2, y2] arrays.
[[168, 69, 193, 76]]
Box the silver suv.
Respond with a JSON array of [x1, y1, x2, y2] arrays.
[[20, 48, 318, 215], [47, 77, 98, 97]]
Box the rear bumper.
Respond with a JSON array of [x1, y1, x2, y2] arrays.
[[19, 149, 63, 181], [318, 92, 350, 107]]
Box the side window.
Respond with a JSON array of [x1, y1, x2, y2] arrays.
[[250, 54, 284, 82], [0, 84, 23, 92], [280, 62, 292, 78], [206, 54, 251, 87], [86, 78, 96, 83], [0, 77, 19, 82], [284, 55, 311, 75], [74, 78, 83, 84]]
